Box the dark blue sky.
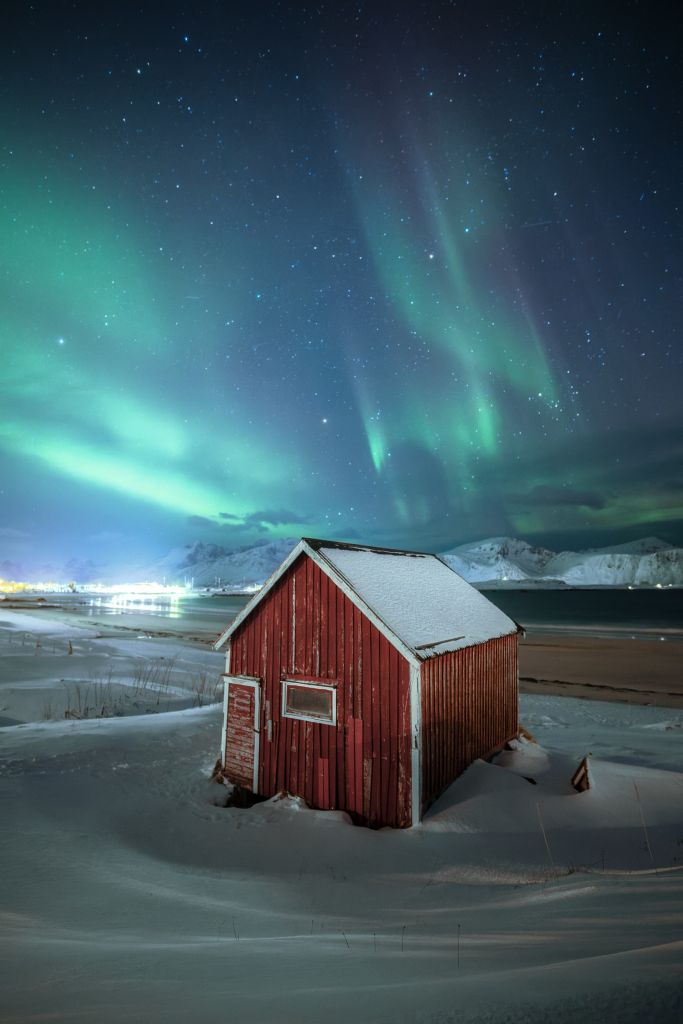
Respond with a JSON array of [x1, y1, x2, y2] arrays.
[[1, 1, 681, 575]]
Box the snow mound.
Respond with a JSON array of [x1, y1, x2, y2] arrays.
[[1, 681, 682, 1023]]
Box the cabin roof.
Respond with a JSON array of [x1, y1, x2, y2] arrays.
[[214, 538, 518, 658]]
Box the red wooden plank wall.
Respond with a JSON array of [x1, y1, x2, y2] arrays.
[[229, 554, 413, 827], [420, 632, 518, 811]]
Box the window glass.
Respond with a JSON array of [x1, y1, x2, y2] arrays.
[[283, 682, 335, 723]]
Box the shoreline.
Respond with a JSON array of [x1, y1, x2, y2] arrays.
[[1, 604, 680, 710]]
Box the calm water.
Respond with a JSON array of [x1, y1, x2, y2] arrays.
[[24, 592, 248, 638], [480, 587, 683, 640], [32, 588, 683, 641]]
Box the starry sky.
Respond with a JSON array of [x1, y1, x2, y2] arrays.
[[2, 1, 681, 574]]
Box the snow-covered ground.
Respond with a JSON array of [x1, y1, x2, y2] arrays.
[[0, 608, 223, 726], [1, 608, 681, 1023]]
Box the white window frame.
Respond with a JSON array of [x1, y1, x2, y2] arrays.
[[281, 678, 337, 726]]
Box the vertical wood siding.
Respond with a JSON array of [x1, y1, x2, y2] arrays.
[[229, 554, 413, 827], [420, 632, 519, 811]]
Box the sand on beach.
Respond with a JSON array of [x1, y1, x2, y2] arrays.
[[519, 634, 683, 708], [2, 601, 681, 711]]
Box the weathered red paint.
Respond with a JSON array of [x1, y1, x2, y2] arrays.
[[229, 553, 413, 828], [420, 632, 518, 811], [222, 549, 519, 827], [224, 682, 256, 790]]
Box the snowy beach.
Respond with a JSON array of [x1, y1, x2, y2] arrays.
[[3, 0, 682, 1016], [1, 602, 681, 1023]]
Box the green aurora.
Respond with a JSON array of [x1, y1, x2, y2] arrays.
[[1, 3, 681, 572]]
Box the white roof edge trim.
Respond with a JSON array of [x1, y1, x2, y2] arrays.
[[414, 626, 519, 660], [214, 539, 420, 667], [213, 538, 516, 664], [213, 540, 308, 650], [309, 546, 419, 668]]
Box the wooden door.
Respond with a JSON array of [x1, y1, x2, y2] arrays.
[[223, 676, 260, 791]]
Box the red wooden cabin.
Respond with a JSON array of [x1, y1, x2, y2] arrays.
[[215, 538, 519, 827]]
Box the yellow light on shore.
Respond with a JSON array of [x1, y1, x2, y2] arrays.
[[0, 579, 30, 593], [86, 582, 189, 596], [0, 579, 192, 596]]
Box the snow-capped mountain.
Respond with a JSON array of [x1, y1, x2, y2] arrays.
[[440, 537, 555, 582], [440, 536, 682, 587], [137, 537, 299, 589], [15, 535, 680, 588], [130, 535, 682, 590]]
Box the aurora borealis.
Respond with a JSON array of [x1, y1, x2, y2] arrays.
[[2, 2, 681, 574]]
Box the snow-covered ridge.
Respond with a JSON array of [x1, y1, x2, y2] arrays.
[[6, 535, 681, 588], [440, 536, 682, 587], [140, 537, 299, 590], [141, 535, 682, 590]]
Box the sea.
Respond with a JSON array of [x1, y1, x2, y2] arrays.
[[26, 587, 683, 643]]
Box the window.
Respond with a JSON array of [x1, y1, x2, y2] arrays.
[[281, 679, 337, 725]]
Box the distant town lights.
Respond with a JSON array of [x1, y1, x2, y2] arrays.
[[85, 582, 190, 596], [0, 580, 192, 596]]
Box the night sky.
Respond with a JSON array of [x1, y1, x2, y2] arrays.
[[2, 1, 681, 574]]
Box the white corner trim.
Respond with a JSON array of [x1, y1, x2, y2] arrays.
[[214, 538, 421, 671], [220, 681, 229, 769], [213, 540, 308, 650], [409, 662, 422, 827], [251, 681, 261, 793], [220, 643, 232, 767]]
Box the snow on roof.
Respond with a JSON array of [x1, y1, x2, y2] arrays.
[[314, 541, 517, 657], [215, 538, 519, 657]]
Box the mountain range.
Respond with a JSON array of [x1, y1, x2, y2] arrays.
[[4, 536, 681, 589], [138, 535, 681, 589], [439, 536, 682, 587]]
